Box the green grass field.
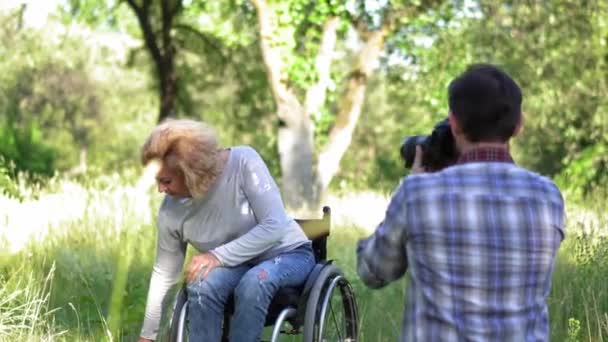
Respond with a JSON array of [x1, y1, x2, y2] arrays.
[[1, 177, 607, 341]]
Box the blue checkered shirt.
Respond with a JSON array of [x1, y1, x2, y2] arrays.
[[357, 151, 565, 341]]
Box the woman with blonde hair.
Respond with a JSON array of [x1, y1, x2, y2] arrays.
[[137, 119, 314, 342]]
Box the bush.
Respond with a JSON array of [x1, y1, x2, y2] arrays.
[[0, 121, 56, 179], [0, 10, 157, 180]]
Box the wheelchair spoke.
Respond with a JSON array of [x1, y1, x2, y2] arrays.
[[319, 279, 353, 341], [328, 299, 344, 341], [303, 265, 359, 342]]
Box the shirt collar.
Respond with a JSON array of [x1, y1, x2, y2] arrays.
[[456, 146, 514, 165]]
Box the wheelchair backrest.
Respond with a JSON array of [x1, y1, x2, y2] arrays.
[[294, 206, 331, 262]]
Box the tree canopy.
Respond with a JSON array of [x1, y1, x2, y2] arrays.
[[1, 0, 606, 202]]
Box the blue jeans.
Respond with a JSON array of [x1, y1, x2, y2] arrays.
[[186, 244, 315, 342]]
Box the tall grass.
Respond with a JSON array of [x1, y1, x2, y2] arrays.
[[1, 174, 607, 341], [0, 263, 62, 341], [0, 168, 159, 341]]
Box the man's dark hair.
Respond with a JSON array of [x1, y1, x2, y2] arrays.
[[448, 64, 522, 143]]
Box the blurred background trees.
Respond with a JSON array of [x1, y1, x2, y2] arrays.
[[1, 0, 606, 204]]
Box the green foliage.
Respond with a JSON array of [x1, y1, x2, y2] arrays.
[[336, 16, 471, 192], [460, 0, 608, 194], [5, 0, 607, 196], [551, 232, 608, 340], [339, 0, 608, 195], [0, 157, 20, 199], [0, 121, 56, 178], [566, 317, 582, 342], [59, 0, 140, 35], [556, 143, 607, 200], [62, 0, 285, 175], [0, 17, 59, 178], [277, 0, 349, 90], [333, 77, 408, 193], [0, 7, 157, 178], [172, 2, 281, 174], [62, 0, 463, 193], [4, 60, 102, 171]]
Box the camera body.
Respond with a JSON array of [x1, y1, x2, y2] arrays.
[[400, 118, 458, 172]]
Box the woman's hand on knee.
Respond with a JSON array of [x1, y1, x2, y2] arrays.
[[186, 252, 222, 284]]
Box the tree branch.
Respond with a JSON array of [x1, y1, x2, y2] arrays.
[[304, 16, 340, 117], [174, 24, 229, 62], [170, 0, 183, 18], [124, 0, 141, 12], [126, 0, 163, 65], [316, 15, 395, 190], [250, 0, 289, 104], [161, 0, 174, 57], [349, 6, 410, 40], [251, 0, 304, 125], [343, 8, 369, 39]]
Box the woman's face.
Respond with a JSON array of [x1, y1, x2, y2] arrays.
[[156, 163, 190, 198]]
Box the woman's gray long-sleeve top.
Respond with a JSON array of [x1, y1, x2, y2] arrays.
[[140, 146, 310, 340]]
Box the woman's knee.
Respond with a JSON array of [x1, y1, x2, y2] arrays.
[[186, 280, 216, 308], [186, 268, 235, 302]]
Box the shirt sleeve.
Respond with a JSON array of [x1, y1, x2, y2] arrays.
[[140, 210, 186, 340], [211, 147, 292, 267], [356, 183, 409, 289]]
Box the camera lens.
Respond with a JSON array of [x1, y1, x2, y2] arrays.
[[401, 135, 427, 168]]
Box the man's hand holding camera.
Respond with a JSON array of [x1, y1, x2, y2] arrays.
[[411, 145, 426, 174], [400, 118, 458, 172]]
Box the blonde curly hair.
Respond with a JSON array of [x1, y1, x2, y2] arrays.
[[141, 118, 223, 198]]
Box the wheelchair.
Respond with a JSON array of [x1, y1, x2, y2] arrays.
[[161, 206, 359, 342]]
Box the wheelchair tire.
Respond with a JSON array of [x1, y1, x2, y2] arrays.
[[168, 287, 188, 342], [302, 264, 359, 342]]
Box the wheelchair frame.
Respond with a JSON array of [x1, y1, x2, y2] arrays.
[[165, 206, 359, 342]]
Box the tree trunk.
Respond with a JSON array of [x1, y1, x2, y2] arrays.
[[277, 109, 318, 211], [252, 0, 320, 211], [316, 28, 389, 195], [252, 0, 393, 211], [158, 59, 177, 122], [126, 0, 180, 123], [277, 17, 339, 211]]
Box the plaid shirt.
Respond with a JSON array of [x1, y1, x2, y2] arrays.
[[357, 147, 565, 341]]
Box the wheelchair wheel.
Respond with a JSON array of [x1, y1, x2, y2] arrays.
[[168, 287, 189, 342], [303, 264, 358, 342]]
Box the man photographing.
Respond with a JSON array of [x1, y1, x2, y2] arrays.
[[357, 64, 565, 341]]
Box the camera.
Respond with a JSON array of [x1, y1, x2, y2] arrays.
[[400, 118, 458, 172]]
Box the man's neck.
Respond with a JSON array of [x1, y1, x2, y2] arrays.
[[456, 142, 514, 165], [458, 142, 509, 155]]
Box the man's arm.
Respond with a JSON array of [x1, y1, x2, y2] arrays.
[[357, 185, 409, 289]]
